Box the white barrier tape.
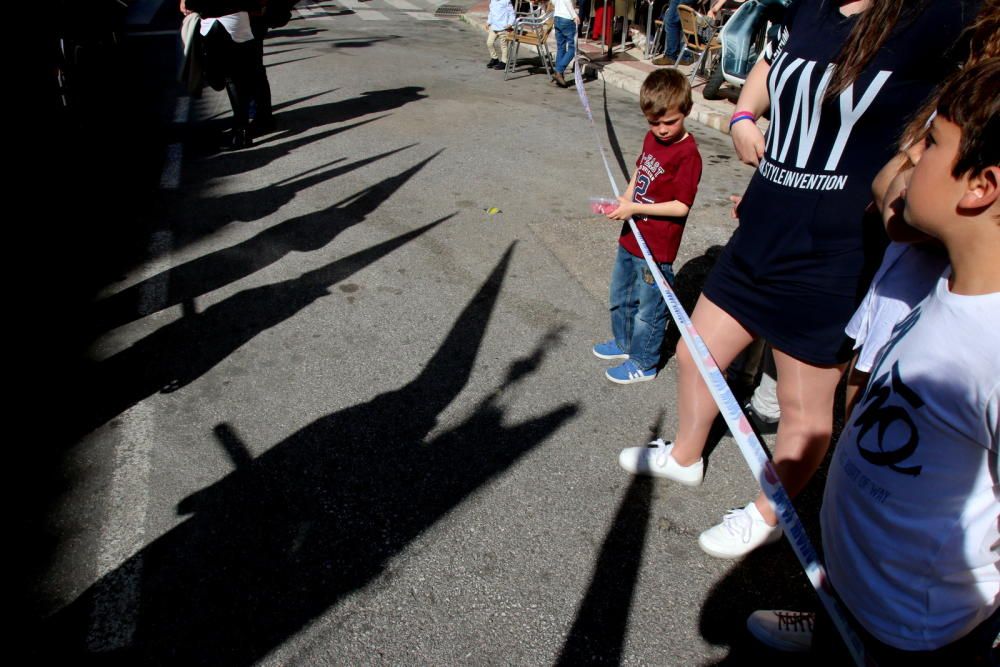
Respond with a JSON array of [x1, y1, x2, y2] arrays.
[[571, 60, 868, 667]]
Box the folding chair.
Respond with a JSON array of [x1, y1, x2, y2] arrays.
[[504, 9, 556, 80]]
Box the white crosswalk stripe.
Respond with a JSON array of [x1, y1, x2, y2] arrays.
[[298, 0, 444, 21], [355, 9, 392, 19]]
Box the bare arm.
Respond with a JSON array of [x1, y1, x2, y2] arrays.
[[730, 58, 770, 166], [607, 170, 690, 220]]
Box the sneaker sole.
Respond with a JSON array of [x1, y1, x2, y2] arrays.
[[605, 370, 656, 384], [697, 528, 783, 559], [592, 349, 629, 360], [746, 618, 812, 653], [618, 460, 703, 485]]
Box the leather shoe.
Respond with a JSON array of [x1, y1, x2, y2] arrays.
[[552, 72, 567, 87], [222, 127, 252, 151]]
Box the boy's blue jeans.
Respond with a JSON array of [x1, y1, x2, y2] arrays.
[[609, 245, 675, 371]]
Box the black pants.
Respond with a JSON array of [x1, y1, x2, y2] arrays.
[[201, 22, 256, 130], [249, 16, 272, 120]]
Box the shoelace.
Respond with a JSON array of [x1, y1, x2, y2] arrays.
[[721, 507, 754, 544], [647, 438, 669, 467], [775, 611, 815, 634]]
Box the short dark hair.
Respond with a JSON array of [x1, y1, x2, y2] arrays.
[[936, 57, 1000, 177], [640, 69, 693, 117]]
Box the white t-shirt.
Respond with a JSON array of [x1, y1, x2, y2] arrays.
[[553, 0, 578, 21], [199, 12, 254, 44], [823, 270, 1000, 651], [845, 242, 949, 373]]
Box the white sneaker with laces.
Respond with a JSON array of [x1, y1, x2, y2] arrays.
[[617, 439, 704, 486], [746, 609, 815, 652], [698, 502, 782, 558]]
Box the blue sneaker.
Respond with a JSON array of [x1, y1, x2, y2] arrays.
[[592, 340, 629, 360], [606, 360, 656, 384]]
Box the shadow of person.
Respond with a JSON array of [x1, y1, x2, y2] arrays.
[[556, 476, 654, 666], [74, 208, 452, 441], [657, 245, 724, 369], [46, 247, 580, 666], [193, 115, 387, 183], [187, 87, 428, 158], [90, 148, 434, 337], [270, 87, 428, 137]]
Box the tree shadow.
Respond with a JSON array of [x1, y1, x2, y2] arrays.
[[90, 147, 433, 337], [555, 476, 654, 666], [45, 247, 580, 665]]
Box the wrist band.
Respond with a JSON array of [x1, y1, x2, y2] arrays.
[[730, 111, 756, 129]]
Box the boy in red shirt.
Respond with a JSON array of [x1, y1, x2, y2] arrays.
[[593, 69, 703, 384]]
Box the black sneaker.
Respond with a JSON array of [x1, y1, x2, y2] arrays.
[[487, 58, 499, 68], [491, 61, 506, 70], [744, 401, 779, 436]]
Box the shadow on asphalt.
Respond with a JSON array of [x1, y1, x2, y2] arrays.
[[43, 246, 580, 664], [74, 153, 448, 440], [89, 146, 429, 336], [556, 476, 654, 665]]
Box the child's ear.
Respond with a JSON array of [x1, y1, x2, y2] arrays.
[[959, 166, 1000, 212]]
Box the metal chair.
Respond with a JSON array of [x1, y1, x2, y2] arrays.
[[676, 4, 719, 81], [504, 10, 556, 80]]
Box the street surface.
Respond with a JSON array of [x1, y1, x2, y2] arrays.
[[31, 1, 827, 664]]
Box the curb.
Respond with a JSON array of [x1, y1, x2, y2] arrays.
[[458, 10, 757, 136]]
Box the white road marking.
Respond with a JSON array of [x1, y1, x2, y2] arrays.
[[356, 9, 391, 20], [384, 0, 421, 9], [87, 403, 155, 651], [406, 11, 441, 20], [159, 96, 189, 191]]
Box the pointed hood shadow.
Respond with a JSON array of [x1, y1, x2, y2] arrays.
[[91, 147, 436, 337], [271, 87, 427, 136], [47, 247, 580, 666], [77, 210, 452, 440], [555, 475, 654, 665], [266, 54, 322, 69]]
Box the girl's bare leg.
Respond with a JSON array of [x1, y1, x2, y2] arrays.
[[752, 349, 848, 525], [670, 295, 756, 467]]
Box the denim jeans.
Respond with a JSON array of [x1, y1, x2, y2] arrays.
[[609, 245, 675, 370], [663, 0, 696, 60], [554, 17, 576, 74]]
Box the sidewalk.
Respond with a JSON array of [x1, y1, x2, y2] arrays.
[[460, 2, 766, 135]]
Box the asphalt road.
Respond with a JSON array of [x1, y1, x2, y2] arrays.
[[31, 1, 828, 664]]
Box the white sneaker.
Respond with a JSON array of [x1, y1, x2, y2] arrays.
[[698, 502, 782, 558], [617, 439, 703, 486], [746, 610, 815, 652]]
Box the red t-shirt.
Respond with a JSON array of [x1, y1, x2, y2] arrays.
[[618, 132, 702, 264]]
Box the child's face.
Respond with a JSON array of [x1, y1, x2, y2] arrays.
[[645, 109, 686, 144], [902, 115, 966, 239]]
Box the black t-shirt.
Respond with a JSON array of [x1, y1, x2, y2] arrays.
[[730, 0, 978, 293]]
